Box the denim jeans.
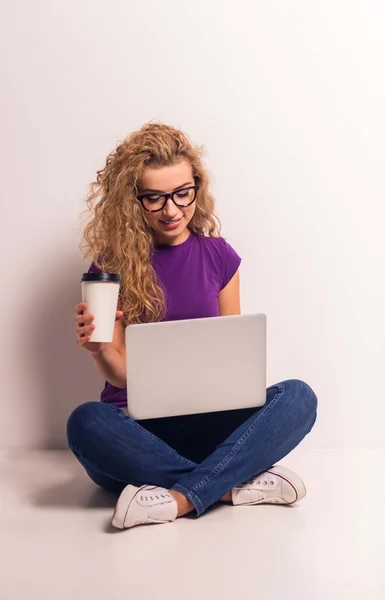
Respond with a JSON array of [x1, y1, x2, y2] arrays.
[[67, 379, 317, 516]]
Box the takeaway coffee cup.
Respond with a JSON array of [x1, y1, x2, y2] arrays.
[[81, 272, 121, 343]]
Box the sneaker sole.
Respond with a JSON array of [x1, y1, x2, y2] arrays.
[[112, 485, 143, 529], [267, 466, 307, 503]]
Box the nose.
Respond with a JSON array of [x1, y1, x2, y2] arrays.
[[162, 198, 179, 219]]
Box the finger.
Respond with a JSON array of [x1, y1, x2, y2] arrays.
[[77, 324, 95, 337], [75, 313, 94, 324], [75, 302, 88, 314], [77, 335, 92, 345], [115, 311, 124, 321]]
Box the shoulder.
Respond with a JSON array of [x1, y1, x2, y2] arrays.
[[193, 235, 241, 289], [193, 234, 235, 254]]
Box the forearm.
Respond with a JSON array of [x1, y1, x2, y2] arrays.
[[91, 347, 127, 388]]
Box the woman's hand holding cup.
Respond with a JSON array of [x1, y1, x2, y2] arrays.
[[75, 302, 123, 354]]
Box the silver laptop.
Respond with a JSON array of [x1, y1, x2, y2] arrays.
[[125, 314, 266, 420]]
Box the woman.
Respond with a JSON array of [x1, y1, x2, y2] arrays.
[[67, 123, 317, 530]]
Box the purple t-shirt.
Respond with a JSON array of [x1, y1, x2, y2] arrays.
[[89, 233, 241, 407]]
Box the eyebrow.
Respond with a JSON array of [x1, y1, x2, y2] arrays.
[[139, 181, 194, 194]]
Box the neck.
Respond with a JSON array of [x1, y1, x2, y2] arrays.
[[154, 228, 191, 247]]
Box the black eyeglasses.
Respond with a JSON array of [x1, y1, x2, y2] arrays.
[[137, 185, 200, 213]]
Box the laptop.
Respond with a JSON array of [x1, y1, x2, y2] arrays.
[[125, 313, 266, 420]]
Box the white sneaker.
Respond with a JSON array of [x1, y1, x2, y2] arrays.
[[112, 485, 178, 530], [232, 466, 306, 506]]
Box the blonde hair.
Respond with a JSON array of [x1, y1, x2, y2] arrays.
[[81, 123, 221, 325]]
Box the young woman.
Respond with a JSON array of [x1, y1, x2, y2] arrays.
[[67, 123, 317, 530]]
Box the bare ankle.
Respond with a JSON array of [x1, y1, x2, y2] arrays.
[[220, 491, 233, 503], [169, 490, 194, 517]]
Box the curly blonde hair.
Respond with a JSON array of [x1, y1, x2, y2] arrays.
[[81, 123, 221, 325]]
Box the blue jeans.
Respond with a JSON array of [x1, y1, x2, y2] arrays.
[[67, 379, 317, 516]]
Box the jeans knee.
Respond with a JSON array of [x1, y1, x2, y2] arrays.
[[67, 401, 108, 453], [283, 379, 318, 424]]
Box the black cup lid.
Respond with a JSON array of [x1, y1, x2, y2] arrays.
[[81, 272, 120, 282]]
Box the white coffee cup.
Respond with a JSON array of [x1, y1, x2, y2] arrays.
[[81, 272, 121, 342]]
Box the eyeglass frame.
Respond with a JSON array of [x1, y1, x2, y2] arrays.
[[136, 185, 200, 213]]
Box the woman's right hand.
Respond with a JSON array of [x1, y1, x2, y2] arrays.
[[75, 302, 123, 354]]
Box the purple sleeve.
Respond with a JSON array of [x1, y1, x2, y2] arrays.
[[221, 239, 241, 289], [88, 261, 102, 274]]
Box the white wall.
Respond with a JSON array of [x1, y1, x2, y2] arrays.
[[1, 0, 384, 449]]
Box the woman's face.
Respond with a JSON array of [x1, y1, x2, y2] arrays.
[[137, 160, 197, 246]]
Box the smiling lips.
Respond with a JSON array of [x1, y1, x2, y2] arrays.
[[159, 217, 182, 230]]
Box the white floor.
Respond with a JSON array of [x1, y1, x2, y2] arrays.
[[1, 448, 384, 600]]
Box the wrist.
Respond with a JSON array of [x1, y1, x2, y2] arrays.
[[90, 344, 112, 357]]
